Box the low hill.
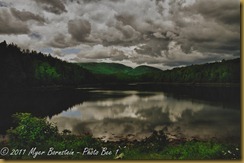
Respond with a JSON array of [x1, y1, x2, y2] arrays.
[[78, 63, 164, 82], [159, 58, 240, 83], [0, 41, 240, 89], [78, 58, 240, 84], [78, 62, 132, 75]]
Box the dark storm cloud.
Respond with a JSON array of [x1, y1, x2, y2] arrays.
[[134, 33, 172, 57], [50, 34, 68, 48], [110, 48, 128, 61], [49, 33, 77, 48], [113, 1, 171, 35], [10, 8, 45, 23], [0, 0, 240, 69], [0, 9, 30, 34], [115, 14, 135, 27], [100, 23, 141, 46], [171, 0, 240, 55], [34, 0, 67, 14], [82, 0, 125, 3], [68, 19, 91, 42], [74, 0, 169, 47], [192, 0, 240, 25], [0, 1, 8, 7], [115, 22, 141, 42]]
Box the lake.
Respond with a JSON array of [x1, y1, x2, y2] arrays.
[[0, 84, 240, 143]]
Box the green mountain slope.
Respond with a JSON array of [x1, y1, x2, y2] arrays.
[[78, 63, 164, 82], [78, 62, 132, 75], [159, 58, 240, 83], [0, 41, 240, 89], [78, 58, 240, 84], [130, 66, 163, 80]]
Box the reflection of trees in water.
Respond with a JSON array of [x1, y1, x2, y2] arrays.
[[0, 89, 83, 134], [0, 85, 240, 142], [0, 88, 129, 134], [160, 85, 240, 109], [49, 91, 240, 143], [88, 84, 240, 109]]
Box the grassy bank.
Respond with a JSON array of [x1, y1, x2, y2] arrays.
[[0, 113, 240, 160]]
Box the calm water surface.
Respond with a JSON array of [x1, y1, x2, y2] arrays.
[[49, 89, 240, 142], [0, 84, 240, 143]]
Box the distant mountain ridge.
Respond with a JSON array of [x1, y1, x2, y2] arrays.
[[78, 58, 240, 83], [78, 62, 132, 75], [78, 62, 164, 82], [0, 41, 240, 89]]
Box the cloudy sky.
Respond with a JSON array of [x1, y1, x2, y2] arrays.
[[0, 0, 240, 69]]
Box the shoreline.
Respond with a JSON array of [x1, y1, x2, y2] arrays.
[[0, 82, 240, 92]]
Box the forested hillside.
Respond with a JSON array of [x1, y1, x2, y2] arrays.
[[78, 63, 163, 82], [159, 59, 240, 83], [0, 41, 240, 89], [0, 41, 94, 89], [79, 59, 240, 83]]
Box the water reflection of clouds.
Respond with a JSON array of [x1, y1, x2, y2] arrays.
[[50, 91, 240, 141]]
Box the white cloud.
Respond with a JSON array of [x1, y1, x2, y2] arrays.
[[0, 0, 240, 69]]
